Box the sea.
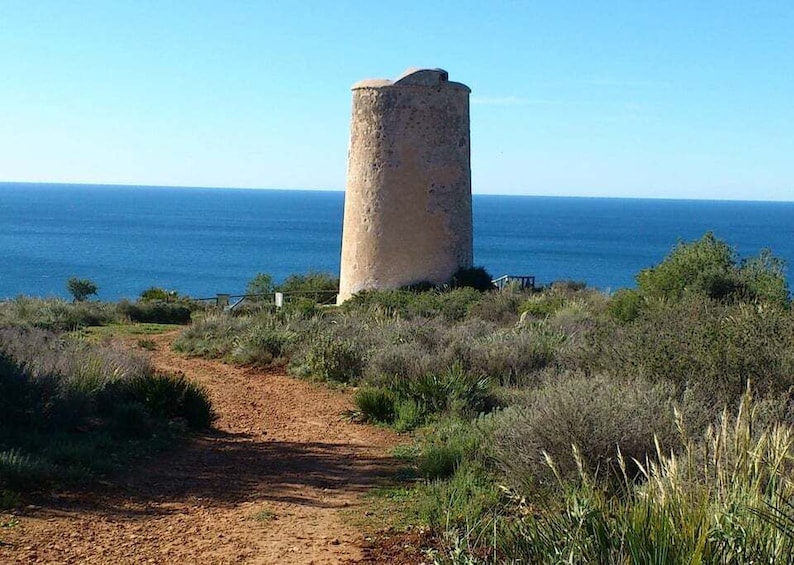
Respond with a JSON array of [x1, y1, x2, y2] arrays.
[[1, 182, 793, 301]]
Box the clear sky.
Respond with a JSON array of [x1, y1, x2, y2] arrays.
[[1, 1, 792, 200]]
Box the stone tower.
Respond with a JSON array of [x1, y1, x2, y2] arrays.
[[337, 68, 472, 303]]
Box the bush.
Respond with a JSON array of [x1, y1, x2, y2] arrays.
[[0, 328, 215, 493], [492, 373, 680, 490], [589, 298, 794, 406], [173, 312, 246, 358], [415, 418, 484, 481], [300, 336, 364, 383], [391, 364, 495, 427], [0, 297, 118, 331], [246, 272, 275, 297], [139, 287, 185, 302], [120, 300, 192, 324], [608, 288, 643, 322], [232, 321, 297, 366], [636, 232, 789, 305], [466, 325, 563, 387]]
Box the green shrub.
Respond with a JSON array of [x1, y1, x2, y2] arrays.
[[636, 232, 789, 305], [392, 364, 494, 427], [608, 288, 643, 322], [109, 402, 153, 438], [465, 289, 525, 324], [354, 387, 396, 424], [0, 297, 118, 331], [589, 298, 794, 406], [232, 321, 297, 366], [394, 399, 424, 433], [466, 325, 563, 386], [245, 272, 275, 297], [301, 336, 364, 383], [120, 300, 192, 324], [0, 327, 215, 496], [415, 418, 485, 481], [139, 287, 186, 302], [344, 288, 484, 321], [416, 459, 503, 537], [520, 295, 567, 318], [491, 390, 794, 564]]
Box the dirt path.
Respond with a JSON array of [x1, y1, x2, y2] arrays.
[[1, 332, 406, 564]]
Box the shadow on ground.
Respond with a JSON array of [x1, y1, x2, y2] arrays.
[[24, 430, 402, 520]]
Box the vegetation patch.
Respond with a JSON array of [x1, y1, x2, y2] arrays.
[[0, 327, 214, 499]]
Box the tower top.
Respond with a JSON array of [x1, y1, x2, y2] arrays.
[[352, 68, 470, 92]]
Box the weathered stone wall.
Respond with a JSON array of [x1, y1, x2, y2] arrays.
[[337, 68, 472, 302]]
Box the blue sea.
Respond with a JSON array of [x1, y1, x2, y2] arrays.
[[1, 183, 793, 301]]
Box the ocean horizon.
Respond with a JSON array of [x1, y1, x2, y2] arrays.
[[2, 182, 793, 301]]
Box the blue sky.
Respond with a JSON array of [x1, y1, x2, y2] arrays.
[[1, 1, 792, 200]]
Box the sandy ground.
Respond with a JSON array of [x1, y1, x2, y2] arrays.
[[0, 331, 410, 564]]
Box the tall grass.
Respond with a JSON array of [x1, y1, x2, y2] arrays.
[[439, 389, 794, 564]]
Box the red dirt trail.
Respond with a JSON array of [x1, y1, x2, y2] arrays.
[[0, 332, 412, 564]]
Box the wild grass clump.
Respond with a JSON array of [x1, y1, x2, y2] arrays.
[[353, 387, 396, 424]]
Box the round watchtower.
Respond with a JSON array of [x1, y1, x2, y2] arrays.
[[337, 68, 473, 303]]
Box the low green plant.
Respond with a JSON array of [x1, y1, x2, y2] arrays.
[[0, 450, 53, 491], [391, 364, 494, 428], [354, 387, 396, 424], [139, 287, 184, 302], [252, 509, 277, 522], [608, 288, 643, 322], [246, 272, 275, 297], [232, 321, 297, 366]]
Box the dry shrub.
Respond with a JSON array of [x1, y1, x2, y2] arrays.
[[492, 373, 681, 490], [466, 324, 564, 386]]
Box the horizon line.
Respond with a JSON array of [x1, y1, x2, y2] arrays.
[[1, 180, 792, 205]]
